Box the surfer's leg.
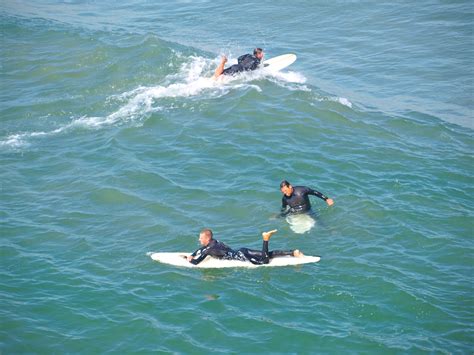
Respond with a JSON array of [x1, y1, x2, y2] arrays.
[[269, 249, 304, 258], [213, 56, 228, 79], [261, 240, 270, 264], [237, 247, 268, 265], [255, 229, 278, 264], [269, 250, 294, 258], [235, 230, 278, 265]]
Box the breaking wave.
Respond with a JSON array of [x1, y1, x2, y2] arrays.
[[1, 55, 318, 149]]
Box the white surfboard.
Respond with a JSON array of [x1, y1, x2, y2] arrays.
[[148, 252, 320, 269], [263, 54, 297, 71], [286, 214, 316, 234]]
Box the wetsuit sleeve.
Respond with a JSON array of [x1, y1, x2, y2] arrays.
[[280, 197, 290, 216], [190, 248, 209, 265], [190, 242, 228, 265], [306, 187, 329, 201], [190, 246, 203, 257]]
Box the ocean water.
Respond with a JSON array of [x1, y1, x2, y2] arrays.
[[1, 1, 473, 353]]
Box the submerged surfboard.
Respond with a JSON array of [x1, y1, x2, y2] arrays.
[[263, 54, 297, 71], [286, 214, 316, 234], [148, 252, 320, 269]]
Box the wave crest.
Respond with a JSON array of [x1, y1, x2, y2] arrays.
[[1, 55, 308, 149]]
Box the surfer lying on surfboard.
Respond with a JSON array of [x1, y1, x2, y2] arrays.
[[187, 228, 303, 265], [212, 47, 264, 79]]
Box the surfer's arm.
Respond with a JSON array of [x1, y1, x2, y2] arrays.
[[280, 198, 290, 217], [189, 245, 227, 264], [190, 247, 202, 257], [187, 246, 204, 263], [188, 254, 205, 265], [280, 207, 291, 217], [188, 249, 209, 265], [307, 187, 334, 206]]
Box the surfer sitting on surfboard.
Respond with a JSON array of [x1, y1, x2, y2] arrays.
[[212, 48, 264, 79], [187, 228, 303, 265], [280, 180, 334, 216]]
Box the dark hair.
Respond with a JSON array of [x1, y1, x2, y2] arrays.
[[253, 47, 263, 55], [200, 228, 213, 239], [280, 180, 291, 189]]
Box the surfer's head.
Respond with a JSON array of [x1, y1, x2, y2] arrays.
[[199, 228, 213, 246], [280, 180, 293, 197], [253, 47, 264, 60]]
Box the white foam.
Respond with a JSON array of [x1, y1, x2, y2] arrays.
[[0, 127, 67, 149], [224, 63, 308, 85], [337, 97, 353, 108], [258, 69, 310, 92], [273, 70, 307, 84], [313, 95, 354, 109], [0, 134, 28, 149], [1, 55, 309, 149], [232, 83, 262, 92]]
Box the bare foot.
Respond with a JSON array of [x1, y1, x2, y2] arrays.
[[212, 55, 228, 79], [293, 249, 304, 258], [262, 229, 278, 241]]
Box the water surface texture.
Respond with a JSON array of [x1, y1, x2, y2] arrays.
[[1, 1, 473, 353]]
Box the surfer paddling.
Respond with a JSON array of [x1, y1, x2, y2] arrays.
[[187, 228, 303, 265], [280, 180, 334, 216], [212, 47, 264, 79]]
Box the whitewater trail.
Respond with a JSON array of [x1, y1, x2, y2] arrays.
[[0, 55, 351, 149]]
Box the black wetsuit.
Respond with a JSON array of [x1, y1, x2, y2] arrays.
[[190, 238, 294, 265], [222, 54, 261, 76], [281, 186, 329, 215]]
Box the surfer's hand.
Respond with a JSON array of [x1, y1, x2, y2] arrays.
[[187, 256, 193, 262], [326, 198, 334, 206]]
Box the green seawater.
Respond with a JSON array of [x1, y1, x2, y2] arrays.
[[1, 1, 473, 353]]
